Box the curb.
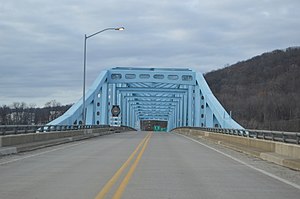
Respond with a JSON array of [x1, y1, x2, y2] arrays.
[[0, 147, 17, 155]]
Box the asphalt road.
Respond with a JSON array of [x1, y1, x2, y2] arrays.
[[0, 131, 299, 199]]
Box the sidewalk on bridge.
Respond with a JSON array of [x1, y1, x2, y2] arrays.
[[176, 130, 300, 171]]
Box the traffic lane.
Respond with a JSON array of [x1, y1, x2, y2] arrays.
[[123, 133, 300, 199], [0, 131, 147, 199]]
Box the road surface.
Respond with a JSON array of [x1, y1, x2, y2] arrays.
[[0, 131, 299, 199]]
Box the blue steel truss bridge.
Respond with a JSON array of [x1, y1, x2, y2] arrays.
[[49, 67, 243, 131]]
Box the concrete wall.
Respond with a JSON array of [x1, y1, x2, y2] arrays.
[[0, 131, 83, 147], [0, 127, 127, 147], [174, 128, 300, 162], [275, 143, 300, 159], [188, 129, 277, 153]]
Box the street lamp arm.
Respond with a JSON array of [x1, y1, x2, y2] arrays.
[[86, 27, 125, 39]]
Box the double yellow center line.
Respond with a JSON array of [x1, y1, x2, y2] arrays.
[[95, 132, 152, 199]]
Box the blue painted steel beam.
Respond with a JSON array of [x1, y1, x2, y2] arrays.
[[48, 67, 243, 131], [117, 87, 188, 93]]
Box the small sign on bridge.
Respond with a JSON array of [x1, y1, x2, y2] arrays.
[[111, 105, 121, 117], [111, 105, 121, 127]]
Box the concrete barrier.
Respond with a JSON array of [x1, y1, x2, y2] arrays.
[[174, 128, 300, 171], [0, 127, 134, 155], [0, 131, 81, 147], [0, 128, 113, 147], [275, 142, 300, 159]]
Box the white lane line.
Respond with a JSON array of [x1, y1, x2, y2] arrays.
[[176, 133, 300, 190], [0, 141, 87, 166]]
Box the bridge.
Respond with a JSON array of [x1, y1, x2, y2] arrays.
[[0, 67, 300, 198], [48, 67, 242, 131]]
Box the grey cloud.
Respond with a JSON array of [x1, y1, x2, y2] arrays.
[[1, 0, 300, 106]]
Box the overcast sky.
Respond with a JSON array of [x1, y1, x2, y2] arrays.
[[1, 0, 300, 107]]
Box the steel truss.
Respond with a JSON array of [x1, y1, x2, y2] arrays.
[[48, 67, 243, 131]]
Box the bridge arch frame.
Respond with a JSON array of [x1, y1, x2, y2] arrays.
[[49, 67, 243, 131]]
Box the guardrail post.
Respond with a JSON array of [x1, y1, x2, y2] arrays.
[[3, 126, 6, 135], [34, 126, 37, 133], [282, 132, 286, 143], [14, 126, 18, 134]]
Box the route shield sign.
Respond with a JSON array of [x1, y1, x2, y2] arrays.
[[111, 105, 121, 117]]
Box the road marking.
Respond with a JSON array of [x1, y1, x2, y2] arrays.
[[112, 133, 152, 199], [176, 133, 300, 190], [94, 132, 151, 199], [0, 141, 88, 166]]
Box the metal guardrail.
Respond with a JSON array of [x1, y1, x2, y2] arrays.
[[0, 125, 110, 136], [173, 127, 300, 145]]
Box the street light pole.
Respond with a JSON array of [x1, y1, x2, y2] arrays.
[[82, 27, 124, 126]]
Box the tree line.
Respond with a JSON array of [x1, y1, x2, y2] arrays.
[[205, 47, 300, 132], [0, 100, 71, 125]]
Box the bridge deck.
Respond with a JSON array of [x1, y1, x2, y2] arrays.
[[0, 131, 299, 199]]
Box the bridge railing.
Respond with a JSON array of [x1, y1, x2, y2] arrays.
[[0, 125, 110, 136], [173, 127, 300, 145]]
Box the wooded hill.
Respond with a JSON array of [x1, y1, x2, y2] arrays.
[[0, 101, 71, 125], [205, 47, 300, 132]]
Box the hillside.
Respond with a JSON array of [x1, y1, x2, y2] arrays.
[[204, 47, 300, 132]]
